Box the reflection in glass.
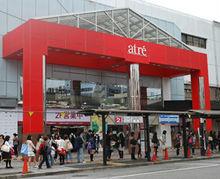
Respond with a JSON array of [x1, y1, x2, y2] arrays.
[[45, 79, 128, 109]]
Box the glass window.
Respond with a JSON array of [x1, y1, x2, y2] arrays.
[[45, 79, 128, 109], [181, 33, 206, 49], [147, 88, 162, 107], [59, 16, 77, 27], [97, 11, 113, 33], [129, 10, 143, 39], [113, 9, 129, 37]]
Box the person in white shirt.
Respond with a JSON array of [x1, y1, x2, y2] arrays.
[[26, 135, 37, 167], [1, 135, 13, 168]]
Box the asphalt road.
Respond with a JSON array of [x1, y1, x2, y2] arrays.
[[30, 158, 220, 179]]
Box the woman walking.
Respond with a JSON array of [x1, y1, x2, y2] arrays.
[[1, 135, 13, 168], [151, 132, 159, 157], [26, 135, 37, 168]]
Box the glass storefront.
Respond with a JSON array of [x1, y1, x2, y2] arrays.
[[46, 79, 128, 109]]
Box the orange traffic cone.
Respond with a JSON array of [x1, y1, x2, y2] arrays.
[[151, 148, 157, 161], [22, 156, 28, 174], [164, 148, 169, 160], [206, 144, 212, 158], [187, 147, 191, 158]]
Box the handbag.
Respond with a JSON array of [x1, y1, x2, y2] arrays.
[[20, 143, 28, 155], [1, 144, 10, 152]]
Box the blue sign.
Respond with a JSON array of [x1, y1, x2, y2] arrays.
[[159, 115, 179, 125]]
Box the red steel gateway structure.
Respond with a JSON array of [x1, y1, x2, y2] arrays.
[[2, 9, 211, 134]]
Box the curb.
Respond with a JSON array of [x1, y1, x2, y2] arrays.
[[1, 155, 220, 179]]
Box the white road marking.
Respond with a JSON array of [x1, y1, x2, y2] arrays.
[[98, 164, 220, 179]]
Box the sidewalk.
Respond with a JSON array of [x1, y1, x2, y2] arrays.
[[0, 149, 220, 179]]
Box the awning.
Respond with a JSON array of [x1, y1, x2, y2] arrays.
[[189, 110, 220, 118]]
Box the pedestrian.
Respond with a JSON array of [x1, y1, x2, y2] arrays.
[[105, 131, 112, 161], [0, 134, 4, 161], [1, 135, 13, 168], [117, 130, 125, 159], [188, 131, 193, 157], [26, 135, 37, 168], [160, 130, 167, 158], [12, 133, 19, 159], [47, 135, 54, 166], [137, 133, 142, 158], [130, 132, 137, 160], [175, 132, 181, 156], [208, 131, 214, 151], [87, 133, 96, 162], [36, 135, 43, 163], [55, 136, 66, 165], [95, 133, 100, 154], [75, 132, 85, 163], [192, 132, 196, 155], [151, 132, 159, 157], [38, 136, 51, 169], [64, 135, 73, 163]]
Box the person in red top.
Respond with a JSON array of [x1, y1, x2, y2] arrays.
[[38, 136, 51, 169]]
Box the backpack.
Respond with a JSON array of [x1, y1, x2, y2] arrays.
[[39, 143, 49, 155]]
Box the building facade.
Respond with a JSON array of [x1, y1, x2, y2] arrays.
[[0, 0, 219, 137]]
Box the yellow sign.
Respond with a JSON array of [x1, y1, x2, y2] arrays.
[[28, 111, 34, 117]]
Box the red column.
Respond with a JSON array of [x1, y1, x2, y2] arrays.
[[23, 25, 47, 134], [191, 71, 200, 132]]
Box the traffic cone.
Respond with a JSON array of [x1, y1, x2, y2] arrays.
[[151, 148, 157, 161], [206, 144, 212, 158], [164, 148, 169, 160], [187, 147, 191, 158], [22, 156, 28, 174]]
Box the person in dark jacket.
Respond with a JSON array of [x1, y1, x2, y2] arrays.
[[87, 133, 96, 162], [130, 132, 137, 160], [151, 132, 159, 157], [105, 131, 112, 161], [38, 136, 51, 169], [75, 132, 84, 163]]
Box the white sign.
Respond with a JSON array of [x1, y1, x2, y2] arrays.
[[113, 115, 143, 124], [124, 116, 143, 123], [16, 109, 90, 124], [159, 115, 179, 125], [128, 44, 147, 57]]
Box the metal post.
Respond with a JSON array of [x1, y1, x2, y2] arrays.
[[182, 116, 188, 158], [200, 118, 206, 156], [102, 113, 107, 165], [144, 114, 151, 161]]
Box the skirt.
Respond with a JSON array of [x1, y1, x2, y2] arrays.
[[2, 151, 11, 160]]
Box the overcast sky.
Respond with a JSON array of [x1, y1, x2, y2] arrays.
[[144, 0, 220, 22]]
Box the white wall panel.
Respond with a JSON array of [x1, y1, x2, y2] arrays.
[[0, 81, 6, 96], [6, 60, 18, 82], [6, 82, 17, 97], [208, 65, 217, 86]]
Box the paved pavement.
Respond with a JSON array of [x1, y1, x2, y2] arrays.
[[0, 148, 219, 178], [23, 158, 220, 179]]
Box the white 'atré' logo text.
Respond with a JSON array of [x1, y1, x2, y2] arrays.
[[128, 44, 147, 57]]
